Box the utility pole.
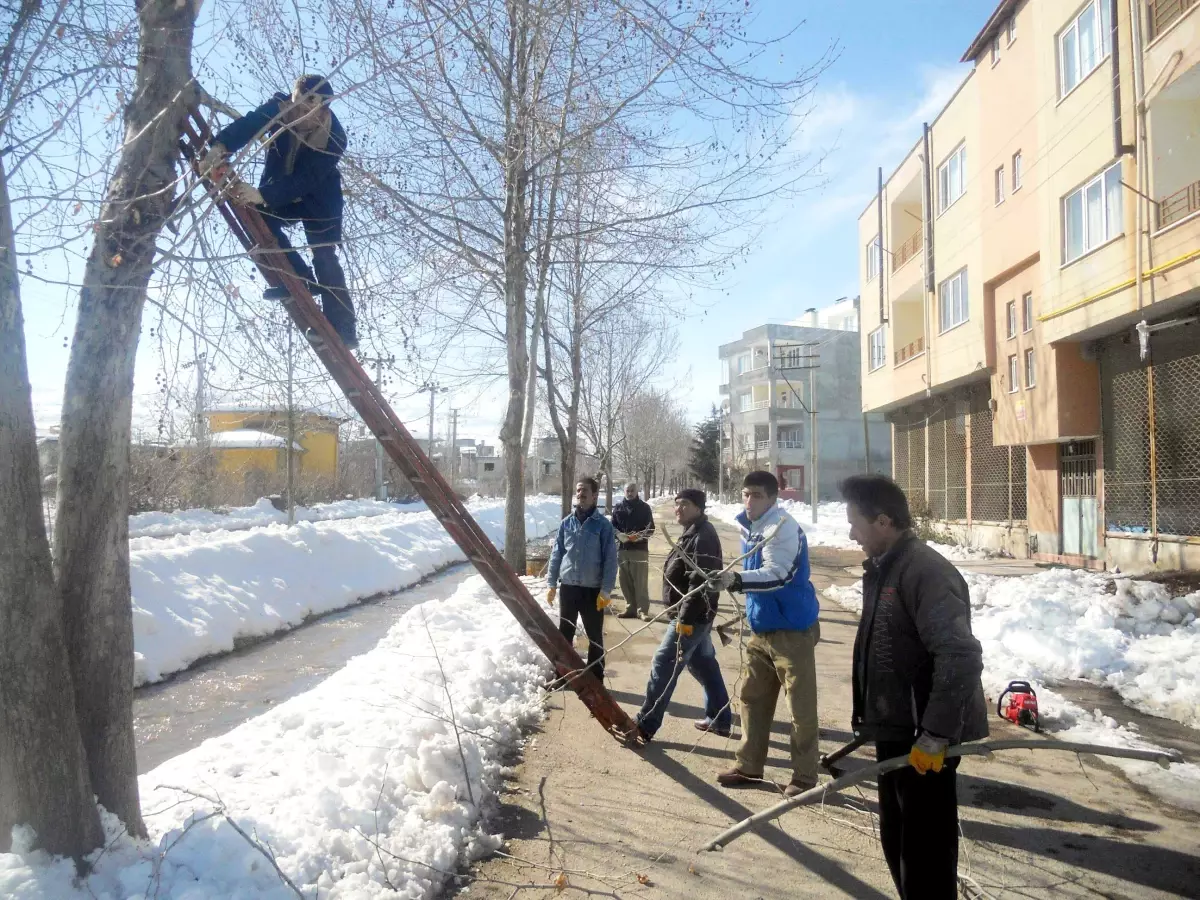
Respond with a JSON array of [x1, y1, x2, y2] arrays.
[[810, 368, 819, 523], [361, 355, 394, 500], [449, 408, 459, 488], [717, 407, 724, 502], [286, 323, 296, 525], [773, 341, 819, 522], [418, 380, 448, 469]]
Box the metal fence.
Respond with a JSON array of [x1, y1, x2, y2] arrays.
[[969, 394, 1025, 523], [1103, 330, 1200, 537]]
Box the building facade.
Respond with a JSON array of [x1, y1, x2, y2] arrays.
[[859, 0, 1200, 571], [719, 312, 891, 501]]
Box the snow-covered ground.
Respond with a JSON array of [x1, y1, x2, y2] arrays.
[[128, 496, 431, 540], [130, 497, 562, 685], [0, 577, 550, 899], [823, 564, 1200, 811]]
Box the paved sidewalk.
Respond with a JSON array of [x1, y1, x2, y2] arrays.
[[461, 516, 1200, 899]]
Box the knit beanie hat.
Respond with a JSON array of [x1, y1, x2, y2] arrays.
[[675, 488, 707, 509]]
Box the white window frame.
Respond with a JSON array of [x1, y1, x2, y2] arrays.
[[938, 144, 967, 214], [866, 235, 881, 281], [868, 327, 886, 372], [1007, 15, 1017, 45], [991, 32, 1002, 66], [995, 165, 1006, 206], [1058, 0, 1112, 99], [1022, 292, 1034, 332], [1024, 348, 1037, 388], [778, 425, 805, 449], [938, 268, 969, 333], [1008, 354, 1020, 393], [738, 392, 752, 412], [1062, 161, 1123, 264], [1006, 300, 1017, 339], [1012, 151, 1023, 192], [735, 352, 750, 375]]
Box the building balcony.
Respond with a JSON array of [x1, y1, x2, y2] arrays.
[[894, 336, 925, 367], [1159, 178, 1200, 229], [892, 230, 923, 273], [777, 439, 804, 449], [1148, 0, 1198, 38]]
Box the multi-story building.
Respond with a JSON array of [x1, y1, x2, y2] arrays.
[[859, 0, 1200, 571], [719, 304, 891, 501]]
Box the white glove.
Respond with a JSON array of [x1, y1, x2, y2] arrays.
[[199, 143, 229, 181], [708, 570, 739, 592], [227, 181, 264, 206]]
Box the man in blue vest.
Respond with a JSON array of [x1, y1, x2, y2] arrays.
[[546, 477, 618, 680], [710, 470, 821, 797]]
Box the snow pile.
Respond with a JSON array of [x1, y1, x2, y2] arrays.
[[709, 500, 860, 549], [0, 577, 549, 899], [822, 564, 1200, 810], [927, 541, 994, 562], [130, 497, 562, 684], [129, 496, 430, 540]]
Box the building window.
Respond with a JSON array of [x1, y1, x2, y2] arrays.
[[866, 235, 881, 281], [938, 144, 967, 214], [1024, 348, 1037, 388], [720, 358, 730, 385], [739, 392, 752, 412], [1012, 151, 1023, 191], [778, 425, 805, 449], [995, 165, 1005, 205], [991, 32, 1002, 65], [1006, 300, 1017, 339], [735, 352, 750, 374], [1059, 0, 1111, 97], [1063, 162, 1123, 263], [1022, 292, 1034, 332], [1008, 354, 1020, 393], [483, 461, 495, 472], [1007, 15, 1017, 44], [868, 327, 886, 371], [938, 268, 969, 332]]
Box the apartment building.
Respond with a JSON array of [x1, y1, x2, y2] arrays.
[[719, 305, 891, 500], [859, 0, 1200, 571]]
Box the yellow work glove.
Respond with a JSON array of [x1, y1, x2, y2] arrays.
[[597, 592, 612, 610], [676, 623, 694, 637], [546, 587, 557, 607], [909, 733, 947, 775]]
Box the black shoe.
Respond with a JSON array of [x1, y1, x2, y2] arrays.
[[264, 285, 290, 301], [335, 320, 359, 351], [617, 610, 638, 619], [694, 719, 733, 738]]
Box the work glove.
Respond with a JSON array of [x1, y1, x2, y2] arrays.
[[199, 143, 229, 181], [597, 592, 612, 610], [708, 570, 741, 593], [227, 181, 265, 206], [546, 587, 557, 607], [676, 623, 694, 637], [615, 531, 629, 543], [909, 732, 948, 775]]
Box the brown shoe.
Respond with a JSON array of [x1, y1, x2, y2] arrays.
[[693, 719, 733, 738], [783, 778, 818, 798], [717, 768, 763, 787]]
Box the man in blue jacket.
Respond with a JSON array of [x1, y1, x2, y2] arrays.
[[546, 477, 618, 680], [710, 470, 821, 797], [203, 74, 358, 349]]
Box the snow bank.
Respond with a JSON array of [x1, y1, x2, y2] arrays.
[[129, 496, 431, 540], [822, 565, 1200, 811], [0, 577, 549, 899], [130, 497, 562, 685]]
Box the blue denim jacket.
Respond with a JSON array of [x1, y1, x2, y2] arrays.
[[547, 507, 618, 594]]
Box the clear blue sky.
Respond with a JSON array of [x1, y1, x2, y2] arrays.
[[22, 0, 996, 442]]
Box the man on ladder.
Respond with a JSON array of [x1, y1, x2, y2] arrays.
[[201, 74, 358, 349]]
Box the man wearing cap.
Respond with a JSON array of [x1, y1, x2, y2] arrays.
[[611, 481, 656, 620], [203, 74, 358, 349], [623, 488, 731, 745]]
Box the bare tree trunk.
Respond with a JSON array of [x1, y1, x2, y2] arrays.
[[0, 155, 103, 860], [498, 1, 532, 571], [54, 0, 199, 837]]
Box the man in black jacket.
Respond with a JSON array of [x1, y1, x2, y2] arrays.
[[623, 488, 731, 745], [841, 474, 988, 900], [611, 482, 655, 620]]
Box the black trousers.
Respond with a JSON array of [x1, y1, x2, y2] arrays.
[[261, 203, 354, 329], [558, 584, 605, 680], [876, 740, 960, 900]]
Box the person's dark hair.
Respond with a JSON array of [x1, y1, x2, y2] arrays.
[[577, 476, 600, 495], [742, 470, 779, 497], [294, 73, 334, 99], [840, 474, 913, 529]]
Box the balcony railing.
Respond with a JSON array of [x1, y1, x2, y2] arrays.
[[1148, 0, 1198, 38], [892, 230, 923, 272], [739, 440, 771, 452], [894, 336, 925, 366], [778, 439, 803, 449], [1159, 178, 1200, 229]]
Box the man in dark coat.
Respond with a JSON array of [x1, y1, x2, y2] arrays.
[[623, 488, 731, 745], [611, 482, 655, 619], [203, 74, 358, 349], [841, 474, 988, 900]]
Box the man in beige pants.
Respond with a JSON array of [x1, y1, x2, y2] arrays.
[[710, 470, 821, 797]]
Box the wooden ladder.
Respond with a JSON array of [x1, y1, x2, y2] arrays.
[[179, 108, 634, 738]]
